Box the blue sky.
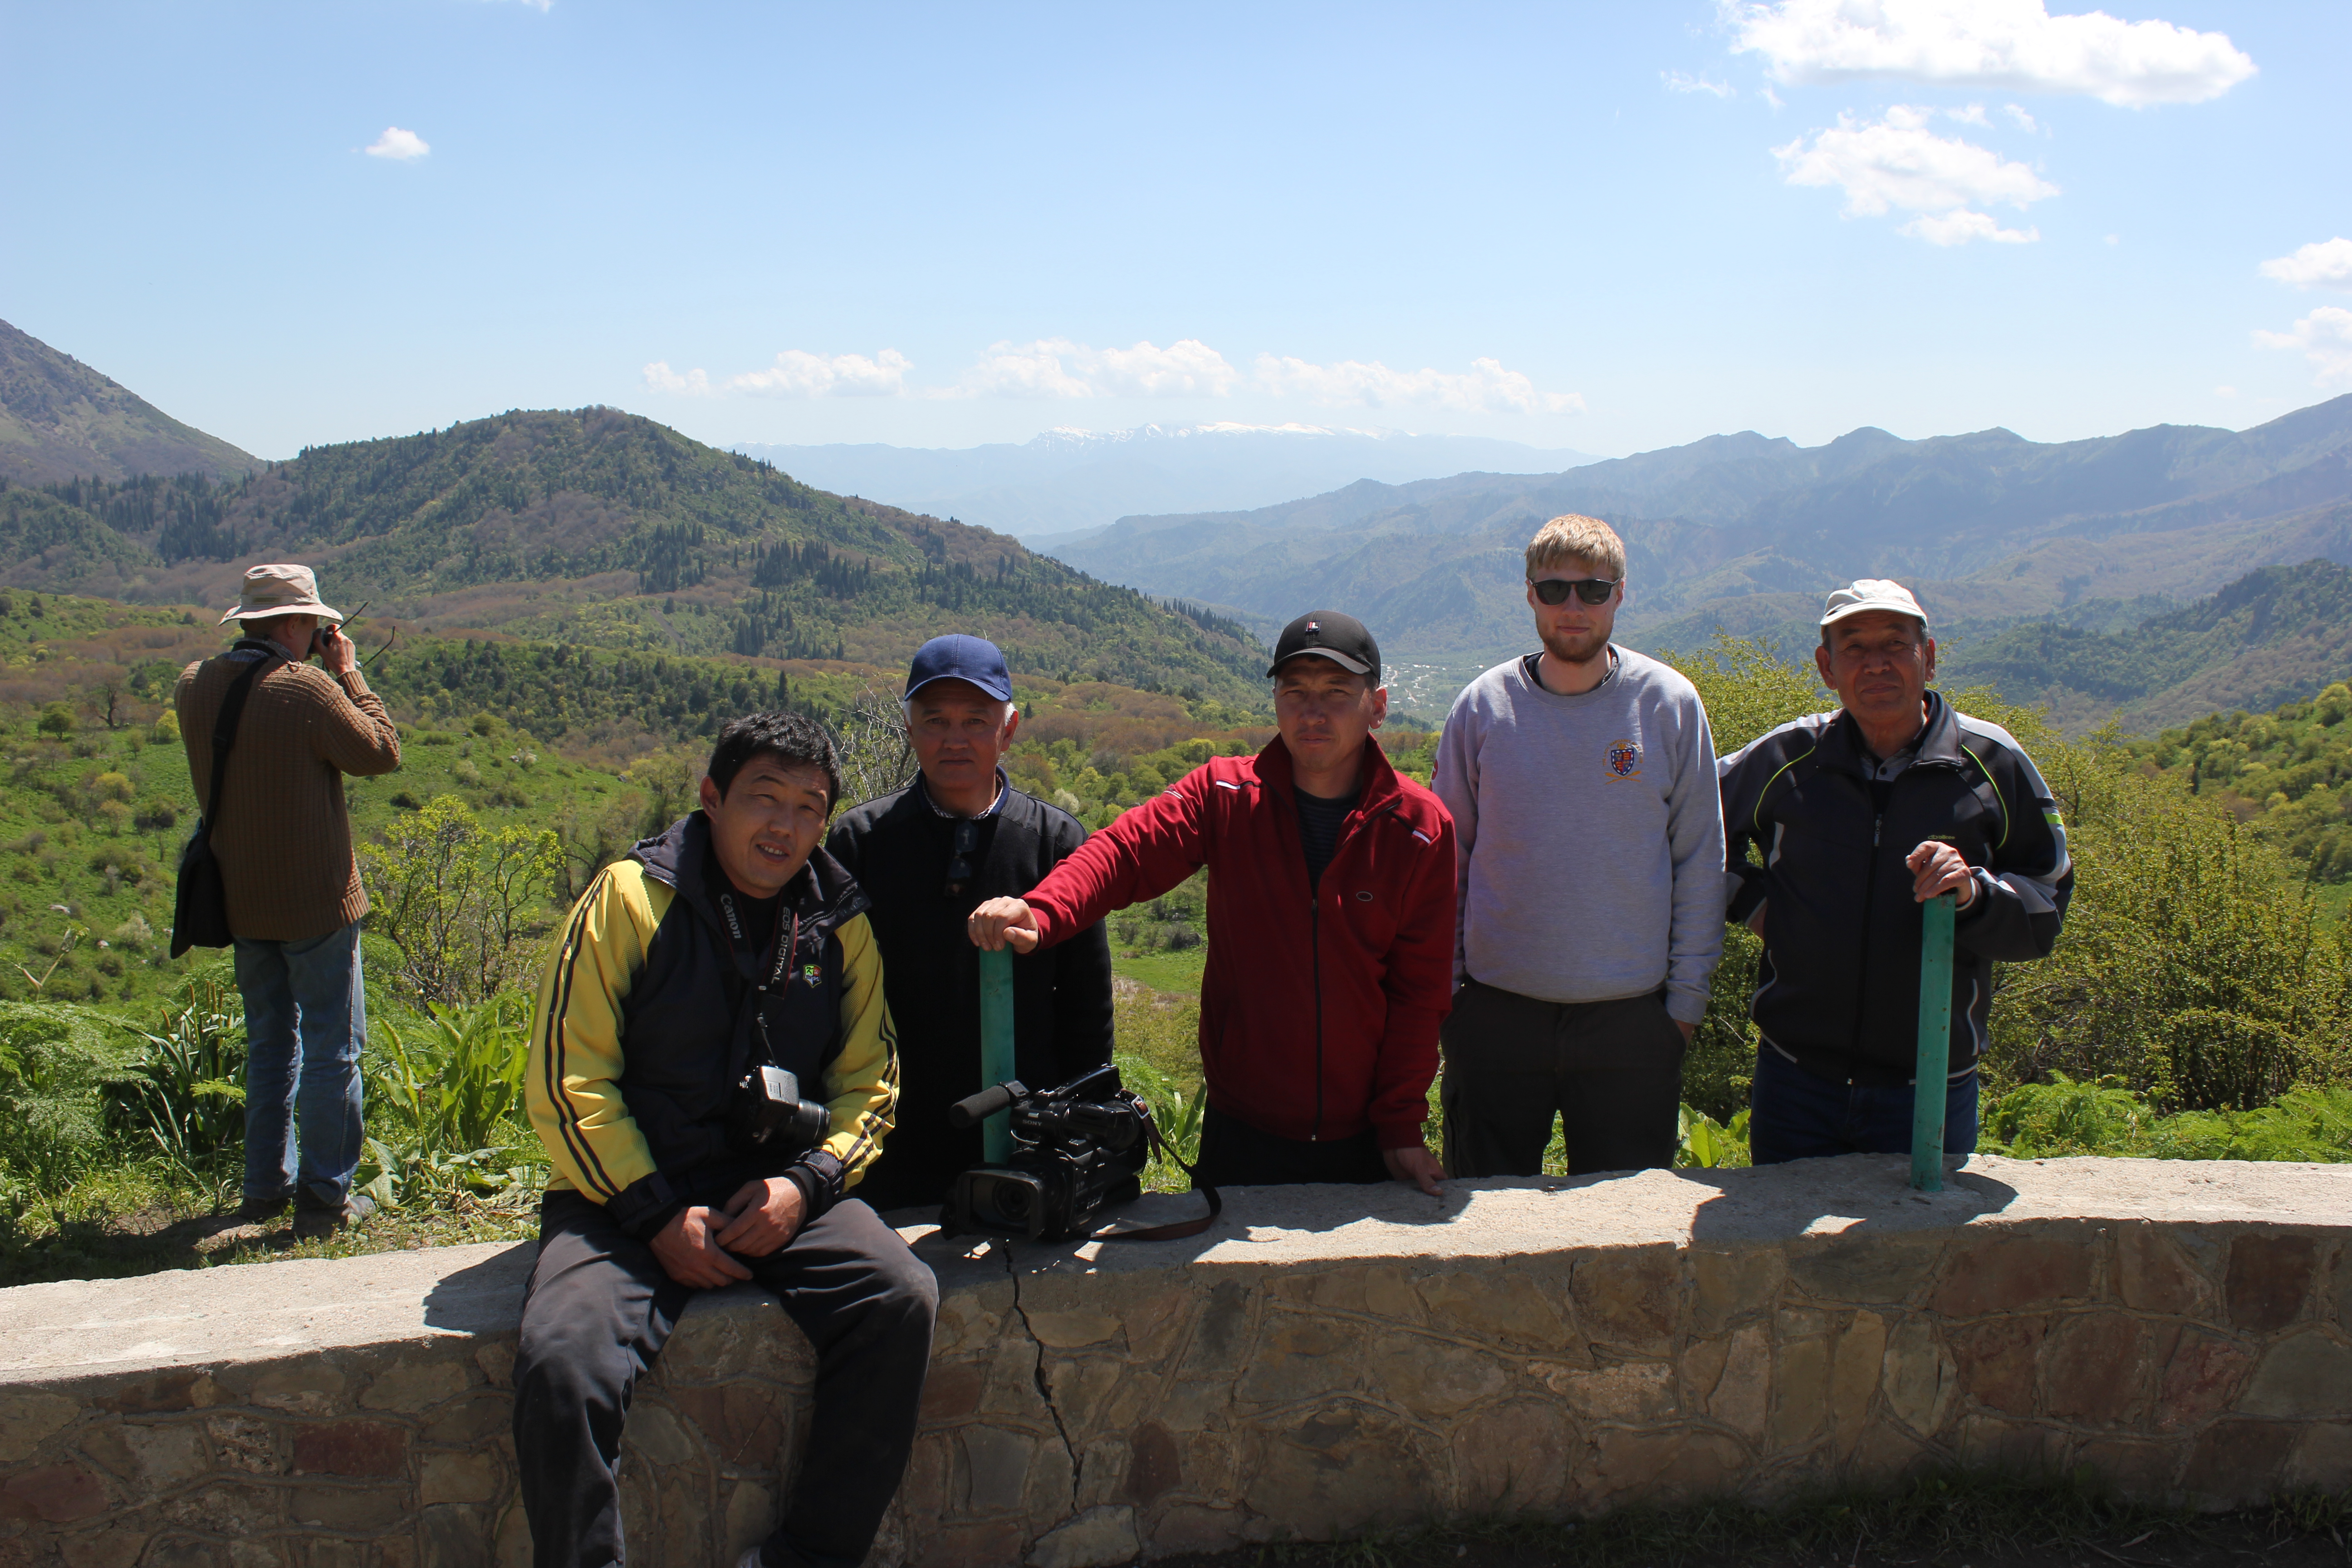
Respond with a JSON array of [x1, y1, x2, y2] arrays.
[[4, 1, 2347, 462]]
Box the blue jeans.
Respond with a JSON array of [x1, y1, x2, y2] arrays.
[[1748, 1045, 1979, 1167], [234, 921, 367, 1209]]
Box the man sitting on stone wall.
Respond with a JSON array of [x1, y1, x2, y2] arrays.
[[514, 712, 936, 1568], [1718, 580, 2073, 1166], [970, 610, 1456, 1193]]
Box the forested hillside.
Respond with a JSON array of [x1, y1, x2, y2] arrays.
[[1939, 559, 2352, 733], [0, 408, 1271, 706], [2133, 683, 2352, 884]]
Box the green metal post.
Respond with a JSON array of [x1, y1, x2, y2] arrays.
[[1911, 892, 1957, 1191], [979, 946, 1016, 1163]]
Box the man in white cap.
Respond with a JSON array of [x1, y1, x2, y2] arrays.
[[176, 564, 402, 1238], [1716, 579, 2072, 1166]]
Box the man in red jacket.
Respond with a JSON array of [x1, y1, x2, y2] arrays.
[[969, 611, 1454, 1194]]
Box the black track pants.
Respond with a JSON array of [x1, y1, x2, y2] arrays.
[[513, 1189, 938, 1568], [1193, 1104, 1390, 1186], [1440, 981, 1687, 1178]]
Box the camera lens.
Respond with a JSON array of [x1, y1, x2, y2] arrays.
[[990, 1181, 1031, 1224]]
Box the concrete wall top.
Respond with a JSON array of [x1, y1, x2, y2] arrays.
[[5, 1153, 2345, 1388]]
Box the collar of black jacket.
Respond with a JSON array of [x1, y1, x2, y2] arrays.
[[1823, 690, 1962, 777], [630, 811, 870, 938], [1254, 733, 1405, 813]]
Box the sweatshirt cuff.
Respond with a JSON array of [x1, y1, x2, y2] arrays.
[[608, 1170, 686, 1241], [785, 1151, 846, 1220], [1374, 1118, 1429, 1152], [336, 668, 374, 699]]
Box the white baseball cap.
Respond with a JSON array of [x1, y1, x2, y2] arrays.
[[1819, 578, 1928, 632]]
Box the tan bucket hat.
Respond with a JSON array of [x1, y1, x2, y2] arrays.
[[220, 563, 344, 627]]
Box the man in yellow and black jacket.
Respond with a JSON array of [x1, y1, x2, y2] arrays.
[[514, 713, 936, 1568]]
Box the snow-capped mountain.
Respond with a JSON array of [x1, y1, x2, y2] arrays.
[[733, 423, 1598, 541]]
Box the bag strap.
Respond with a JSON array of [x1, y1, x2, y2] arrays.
[[203, 642, 286, 828]]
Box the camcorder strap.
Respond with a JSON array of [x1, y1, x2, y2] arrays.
[[1088, 1111, 1220, 1244]]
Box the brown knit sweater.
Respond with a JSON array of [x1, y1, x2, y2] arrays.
[[176, 647, 403, 942]]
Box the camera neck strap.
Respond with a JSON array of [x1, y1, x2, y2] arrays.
[[1089, 1113, 1221, 1244], [203, 645, 287, 830]]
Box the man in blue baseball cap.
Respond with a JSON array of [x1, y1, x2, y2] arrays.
[[825, 634, 1113, 1212]]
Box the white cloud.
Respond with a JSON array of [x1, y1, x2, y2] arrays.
[[1901, 209, 2039, 245], [2004, 102, 2039, 130], [946, 338, 1240, 399], [1774, 105, 2056, 243], [1945, 103, 1990, 125], [2255, 308, 2352, 387], [364, 127, 430, 161], [2260, 238, 2352, 293], [730, 349, 911, 398], [642, 362, 711, 396], [1727, 0, 2256, 108], [1664, 69, 1736, 98], [1252, 355, 1584, 415], [2215, 385, 2238, 398]]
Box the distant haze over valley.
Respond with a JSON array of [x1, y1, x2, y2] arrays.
[[1030, 397, 2352, 729], [735, 424, 1599, 543]]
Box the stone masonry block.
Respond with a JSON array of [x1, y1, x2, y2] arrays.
[[1364, 1332, 1505, 1416], [0, 1463, 111, 1523], [2182, 1419, 2301, 1510], [1883, 1318, 1958, 1439], [1572, 1245, 1682, 1354], [2156, 1325, 2254, 1431], [291, 1420, 407, 1477], [0, 1393, 80, 1463], [1026, 1504, 1138, 1568], [1830, 1310, 1888, 1458], [2116, 1222, 2213, 1316], [1790, 1237, 1942, 1305], [1929, 1230, 2093, 1318], [358, 1357, 474, 1415], [57, 1527, 150, 1568], [1240, 1402, 1434, 1542], [1451, 1397, 1575, 1514], [2237, 1328, 2352, 1419], [93, 1372, 220, 1417], [2287, 1423, 2352, 1492], [1948, 1315, 2048, 1415], [2227, 1234, 2319, 1333], [1691, 1247, 1786, 1335], [1415, 1271, 1572, 1349], [2043, 1314, 2153, 1428]]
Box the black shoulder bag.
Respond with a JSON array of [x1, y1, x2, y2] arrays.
[[171, 647, 283, 958]]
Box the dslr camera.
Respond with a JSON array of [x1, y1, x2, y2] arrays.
[[726, 1064, 831, 1157], [942, 1063, 1152, 1241]]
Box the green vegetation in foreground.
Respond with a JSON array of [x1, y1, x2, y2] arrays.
[[16, 615, 2352, 1283]]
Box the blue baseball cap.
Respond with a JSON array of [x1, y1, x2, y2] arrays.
[[904, 634, 1013, 704]]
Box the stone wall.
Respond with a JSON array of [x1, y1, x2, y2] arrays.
[[3, 1155, 2349, 1568]]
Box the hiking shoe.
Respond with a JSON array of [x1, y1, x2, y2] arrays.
[[292, 1193, 376, 1241], [235, 1193, 291, 1223]]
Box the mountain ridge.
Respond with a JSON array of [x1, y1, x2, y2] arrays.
[[0, 319, 259, 486]]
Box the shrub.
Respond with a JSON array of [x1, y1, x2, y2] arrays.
[[36, 704, 73, 738], [149, 711, 180, 746], [133, 800, 178, 833], [358, 992, 544, 1209], [358, 795, 563, 1006], [103, 978, 248, 1178]]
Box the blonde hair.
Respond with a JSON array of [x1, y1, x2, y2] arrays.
[[1524, 514, 1626, 580]]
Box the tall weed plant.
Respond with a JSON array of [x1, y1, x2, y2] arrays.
[[103, 975, 247, 1184], [359, 992, 544, 1210]]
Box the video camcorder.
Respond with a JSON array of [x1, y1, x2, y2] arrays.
[[942, 1063, 1152, 1241], [726, 1065, 831, 1157]]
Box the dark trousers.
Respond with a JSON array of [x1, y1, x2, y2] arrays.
[[1193, 1104, 1389, 1186], [1440, 981, 1687, 1178], [1747, 1046, 1980, 1166], [513, 1190, 938, 1568]]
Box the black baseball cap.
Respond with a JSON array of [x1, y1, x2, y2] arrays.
[[1267, 610, 1380, 681]]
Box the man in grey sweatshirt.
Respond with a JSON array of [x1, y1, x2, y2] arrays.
[[1431, 514, 1725, 1176]]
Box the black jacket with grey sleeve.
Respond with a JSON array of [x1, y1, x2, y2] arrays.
[[1717, 692, 2072, 1086]]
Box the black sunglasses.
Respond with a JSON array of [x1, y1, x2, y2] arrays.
[[1529, 577, 1620, 606]]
